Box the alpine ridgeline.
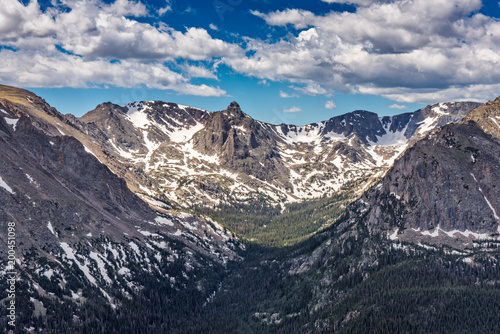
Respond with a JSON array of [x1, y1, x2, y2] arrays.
[[66, 97, 479, 211]]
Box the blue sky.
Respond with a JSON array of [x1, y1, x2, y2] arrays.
[[2, 0, 500, 125]]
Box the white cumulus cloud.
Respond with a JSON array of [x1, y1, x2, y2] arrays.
[[251, 9, 315, 29], [325, 100, 337, 109], [279, 91, 298, 98], [0, 49, 227, 96], [388, 104, 408, 110], [228, 0, 500, 104], [2, 0, 499, 104], [0, 0, 239, 96], [294, 82, 329, 96], [157, 0, 172, 16], [282, 106, 302, 113]]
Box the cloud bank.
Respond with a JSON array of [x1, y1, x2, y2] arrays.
[[239, 0, 500, 103], [0, 0, 237, 96], [1, 0, 499, 103]]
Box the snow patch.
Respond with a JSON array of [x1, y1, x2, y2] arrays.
[[4, 117, 19, 130], [179, 220, 199, 231], [441, 229, 490, 240], [43, 269, 54, 280], [490, 117, 500, 130], [416, 116, 438, 136], [170, 229, 182, 236], [169, 122, 204, 143], [418, 225, 491, 240], [470, 173, 500, 222], [118, 267, 130, 276], [129, 241, 141, 256], [233, 125, 247, 133], [108, 139, 136, 160], [389, 228, 399, 240], [177, 104, 205, 112], [138, 229, 160, 237], [154, 253, 162, 262], [125, 103, 151, 129], [25, 173, 36, 185], [421, 227, 440, 237], [105, 243, 119, 260], [47, 222, 56, 236], [432, 103, 450, 115], [89, 252, 112, 284], [390, 192, 401, 200], [83, 145, 103, 163], [372, 122, 409, 146], [274, 122, 348, 148], [59, 242, 97, 285], [154, 216, 174, 226], [181, 141, 219, 165], [0, 176, 14, 194], [138, 195, 170, 208]]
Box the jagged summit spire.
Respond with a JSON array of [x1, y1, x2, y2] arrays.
[[221, 101, 246, 119], [229, 101, 240, 109]]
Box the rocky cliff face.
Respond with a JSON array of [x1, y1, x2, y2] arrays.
[[262, 100, 500, 333], [339, 99, 500, 250], [320, 110, 390, 144], [192, 101, 288, 186]]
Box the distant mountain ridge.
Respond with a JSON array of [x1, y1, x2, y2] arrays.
[[62, 97, 481, 210]]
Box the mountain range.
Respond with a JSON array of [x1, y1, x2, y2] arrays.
[[1, 84, 499, 333], [69, 98, 480, 209]]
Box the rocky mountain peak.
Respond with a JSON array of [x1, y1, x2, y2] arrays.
[[220, 101, 248, 121], [229, 101, 240, 109], [80, 102, 128, 124], [193, 102, 263, 155], [461, 97, 500, 139], [4, 85, 483, 214], [320, 110, 386, 144]]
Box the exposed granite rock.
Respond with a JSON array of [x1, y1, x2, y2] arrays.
[[343, 119, 500, 249]]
